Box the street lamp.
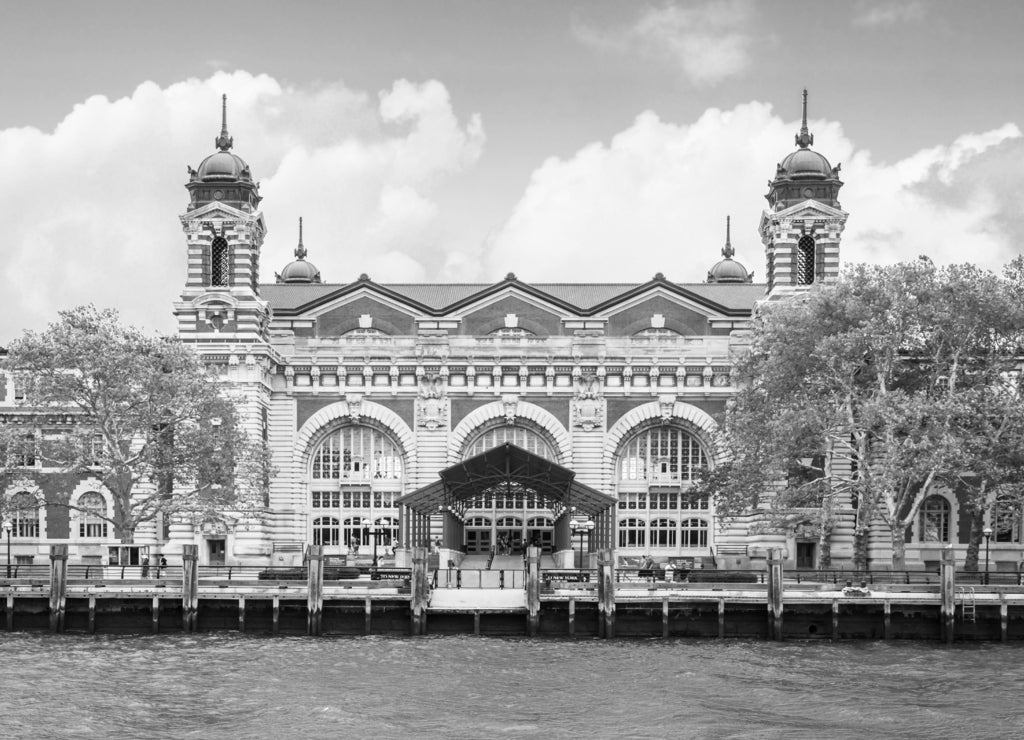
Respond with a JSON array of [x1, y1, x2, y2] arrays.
[[983, 526, 993, 585], [2, 519, 12, 578], [569, 518, 595, 569], [364, 524, 383, 567]]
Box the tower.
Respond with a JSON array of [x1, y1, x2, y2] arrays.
[[760, 90, 848, 298], [175, 95, 270, 339], [707, 216, 753, 284]]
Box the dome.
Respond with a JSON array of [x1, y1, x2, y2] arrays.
[[779, 147, 833, 179], [706, 216, 752, 284], [707, 257, 751, 283], [196, 150, 252, 182], [276, 218, 322, 284]]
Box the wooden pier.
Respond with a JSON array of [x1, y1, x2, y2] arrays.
[[3, 546, 1024, 641]]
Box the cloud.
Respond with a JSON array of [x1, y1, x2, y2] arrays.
[[852, 1, 927, 27], [482, 103, 1022, 284], [574, 1, 754, 86], [0, 72, 484, 341]]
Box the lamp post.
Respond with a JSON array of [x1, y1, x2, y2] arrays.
[[569, 518, 595, 569], [365, 524, 383, 567], [3, 519, 12, 578], [983, 526, 993, 586]]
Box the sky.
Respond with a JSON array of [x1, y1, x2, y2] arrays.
[[2, 0, 1024, 341]]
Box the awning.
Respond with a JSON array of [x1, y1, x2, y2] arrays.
[[396, 443, 617, 517]]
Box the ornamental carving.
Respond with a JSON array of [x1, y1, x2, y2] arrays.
[[572, 373, 604, 431], [416, 374, 448, 430], [658, 394, 677, 424], [344, 393, 363, 421], [502, 394, 519, 425]]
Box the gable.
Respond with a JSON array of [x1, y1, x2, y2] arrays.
[[605, 295, 711, 336], [459, 295, 564, 336], [315, 296, 418, 337]]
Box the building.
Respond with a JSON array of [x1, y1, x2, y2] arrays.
[[2, 92, 1013, 574]]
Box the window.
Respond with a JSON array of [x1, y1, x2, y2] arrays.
[[343, 516, 366, 548], [79, 492, 108, 538], [681, 518, 709, 548], [489, 327, 535, 338], [311, 425, 404, 483], [312, 491, 340, 509], [464, 425, 557, 462], [211, 237, 229, 286], [796, 235, 815, 285], [994, 495, 1021, 543], [616, 427, 709, 484], [633, 328, 681, 338], [11, 433, 36, 468], [375, 516, 399, 547], [8, 492, 39, 538], [650, 518, 677, 548], [343, 328, 388, 338], [313, 516, 340, 546], [920, 496, 951, 543], [618, 518, 646, 548]]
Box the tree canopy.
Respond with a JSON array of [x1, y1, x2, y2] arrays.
[[706, 259, 1024, 569], [0, 305, 270, 543]]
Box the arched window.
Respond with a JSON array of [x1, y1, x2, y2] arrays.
[[343, 516, 366, 548], [650, 518, 677, 548], [616, 426, 709, 484], [313, 516, 340, 546], [497, 516, 522, 528], [310, 425, 404, 483], [78, 492, 108, 538], [681, 518, 709, 548], [920, 496, 951, 542], [464, 425, 557, 462], [211, 237, 229, 287], [618, 518, 646, 548], [375, 516, 399, 548], [796, 235, 815, 285], [8, 491, 39, 538]]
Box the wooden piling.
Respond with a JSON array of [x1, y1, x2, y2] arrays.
[[474, 610, 481, 635], [662, 597, 669, 638], [568, 597, 575, 637], [1000, 596, 1008, 643], [272, 595, 280, 634], [832, 599, 839, 640], [597, 549, 615, 639], [182, 545, 199, 632], [410, 546, 428, 636], [49, 545, 68, 633], [766, 549, 784, 641], [88, 595, 96, 634], [306, 545, 324, 636], [151, 596, 160, 635], [884, 600, 892, 640], [526, 546, 540, 636], [940, 546, 956, 644], [238, 597, 246, 633], [365, 596, 372, 636], [718, 598, 725, 638]]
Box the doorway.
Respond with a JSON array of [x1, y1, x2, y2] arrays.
[[207, 538, 226, 566], [796, 541, 816, 569], [466, 529, 491, 554]]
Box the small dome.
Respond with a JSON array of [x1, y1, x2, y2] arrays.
[[276, 218, 321, 284], [707, 258, 751, 283], [196, 150, 252, 182], [779, 147, 833, 179]]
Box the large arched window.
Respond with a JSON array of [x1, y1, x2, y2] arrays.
[[920, 496, 951, 542], [311, 424, 404, 483], [616, 426, 709, 485], [650, 518, 677, 548], [211, 237, 229, 287], [313, 516, 340, 546], [618, 518, 646, 548], [78, 492, 108, 538], [8, 491, 39, 538], [681, 518, 709, 548], [464, 424, 557, 462], [796, 235, 815, 285]]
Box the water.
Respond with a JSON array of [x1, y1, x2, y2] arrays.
[[1, 634, 1022, 739]]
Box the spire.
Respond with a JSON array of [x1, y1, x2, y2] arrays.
[[722, 215, 735, 259], [795, 88, 814, 149], [294, 217, 307, 260], [215, 94, 234, 151]]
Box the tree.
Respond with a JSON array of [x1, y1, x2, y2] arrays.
[[0, 305, 270, 545], [709, 260, 1024, 570]]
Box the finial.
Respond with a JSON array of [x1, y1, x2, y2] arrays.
[[795, 88, 814, 149], [294, 217, 307, 260], [215, 94, 234, 151], [722, 215, 735, 259]]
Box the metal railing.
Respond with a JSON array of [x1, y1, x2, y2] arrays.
[[431, 568, 525, 589]]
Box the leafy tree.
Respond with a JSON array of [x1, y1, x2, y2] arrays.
[[0, 306, 270, 545], [709, 260, 1024, 570]]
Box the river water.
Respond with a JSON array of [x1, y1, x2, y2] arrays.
[[1, 634, 1021, 739]]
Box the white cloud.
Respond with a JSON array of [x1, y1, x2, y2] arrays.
[[483, 103, 1022, 284], [852, 1, 927, 27], [0, 72, 484, 341], [574, 1, 754, 86]]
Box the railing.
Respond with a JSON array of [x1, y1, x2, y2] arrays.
[[0, 564, 412, 585], [432, 568, 525, 589], [616, 567, 766, 585]]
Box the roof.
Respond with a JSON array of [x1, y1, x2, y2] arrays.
[[396, 443, 617, 517], [259, 278, 765, 316]]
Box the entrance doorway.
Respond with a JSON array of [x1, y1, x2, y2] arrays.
[[207, 538, 226, 566], [466, 529, 491, 553], [796, 541, 816, 569]]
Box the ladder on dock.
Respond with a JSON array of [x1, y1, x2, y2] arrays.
[[957, 586, 976, 623]]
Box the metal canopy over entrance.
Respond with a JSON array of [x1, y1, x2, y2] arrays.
[[396, 443, 617, 555]]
